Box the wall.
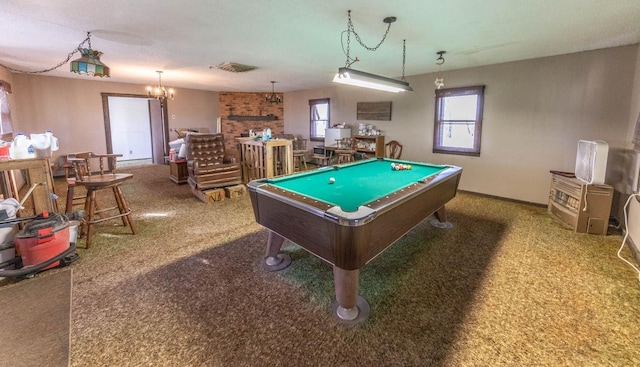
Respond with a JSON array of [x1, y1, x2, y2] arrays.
[[219, 92, 284, 157], [624, 44, 640, 260], [4, 44, 639, 208], [9, 74, 219, 162], [285, 45, 639, 206]]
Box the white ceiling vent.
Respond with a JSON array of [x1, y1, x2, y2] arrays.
[[212, 62, 257, 73]]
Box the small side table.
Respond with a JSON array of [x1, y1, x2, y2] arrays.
[[169, 159, 188, 184]]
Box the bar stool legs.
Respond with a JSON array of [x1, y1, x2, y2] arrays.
[[80, 184, 136, 249], [337, 153, 354, 164], [293, 153, 308, 171]]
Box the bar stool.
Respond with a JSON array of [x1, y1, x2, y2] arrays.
[[313, 149, 333, 166], [66, 152, 136, 248], [293, 138, 308, 171], [335, 137, 357, 164]]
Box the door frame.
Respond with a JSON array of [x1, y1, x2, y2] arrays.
[[101, 93, 169, 165]]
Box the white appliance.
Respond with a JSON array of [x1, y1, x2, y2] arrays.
[[575, 140, 608, 185], [324, 128, 351, 147]]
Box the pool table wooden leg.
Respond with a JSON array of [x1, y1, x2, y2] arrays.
[[332, 267, 370, 323], [263, 231, 291, 271], [434, 206, 447, 223], [430, 206, 454, 229]]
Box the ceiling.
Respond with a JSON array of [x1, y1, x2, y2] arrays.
[[1, 0, 639, 93]]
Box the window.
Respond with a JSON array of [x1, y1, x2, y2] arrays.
[[433, 85, 485, 156], [309, 98, 329, 141], [0, 80, 13, 138]]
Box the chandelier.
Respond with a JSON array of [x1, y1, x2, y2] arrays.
[[0, 31, 110, 78], [147, 71, 174, 100], [332, 10, 412, 93], [70, 32, 110, 78], [265, 81, 282, 104], [435, 51, 446, 90]]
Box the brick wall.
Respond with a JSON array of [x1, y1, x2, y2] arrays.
[[219, 92, 284, 158]]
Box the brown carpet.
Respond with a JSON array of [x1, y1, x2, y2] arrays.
[[3, 163, 640, 366], [0, 268, 72, 367]]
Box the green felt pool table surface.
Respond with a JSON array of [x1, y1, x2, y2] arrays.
[[266, 158, 448, 212]]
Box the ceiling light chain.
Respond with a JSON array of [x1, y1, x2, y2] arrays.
[[348, 10, 393, 52], [435, 51, 446, 89], [0, 32, 94, 75], [343, 9, 395, 68], [265, 81, 282, 104], [402, 40, 407, 81]]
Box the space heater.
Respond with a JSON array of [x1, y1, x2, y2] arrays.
[[575, 140, 608, 185]]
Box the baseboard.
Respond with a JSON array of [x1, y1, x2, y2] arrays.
[[457, 190, 547, 208], [627, 233, 640, 267]]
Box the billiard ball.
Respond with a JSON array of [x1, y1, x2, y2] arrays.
[[407, 165, 412, 170], [329, 177, 335, 184]]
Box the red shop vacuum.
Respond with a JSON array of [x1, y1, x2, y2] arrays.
[[0, 210, 81, 279], [16, 211, 72, 270]]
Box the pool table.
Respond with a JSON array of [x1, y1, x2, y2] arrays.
[[247, 158, 462, 323]]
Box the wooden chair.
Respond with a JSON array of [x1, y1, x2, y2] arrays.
[[292, 138, 308, 171], [385, 140, 403, 159], [66, 152, 136, 248], [243, 147, 261, 181], [64, 156, 89, 214], [335, 137, 357, 164], [312, 149, 333, 167]]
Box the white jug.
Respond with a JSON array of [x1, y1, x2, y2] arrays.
[[45, 130, 59, 151], [30, 130, 59, 151], [9, 133, 35, 159]]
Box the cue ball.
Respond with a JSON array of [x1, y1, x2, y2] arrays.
[[329, 177, 335, 184]]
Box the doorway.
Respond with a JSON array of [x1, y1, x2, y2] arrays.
[[101, 93, 168, 165]]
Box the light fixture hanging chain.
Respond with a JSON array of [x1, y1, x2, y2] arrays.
[[345, 26, 352, 68], [402, 39, 407, 81], [0, 32, 93, 74], [342, 10, 394, 68], [347, 10, 392, 52]]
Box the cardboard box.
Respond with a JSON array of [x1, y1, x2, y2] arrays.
[[206, 189, 226, 202], [224, 184, 247, 199]]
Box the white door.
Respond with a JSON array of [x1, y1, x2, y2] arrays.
[[108, 96, 152, 160]]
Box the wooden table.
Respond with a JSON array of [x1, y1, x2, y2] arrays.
[[236, 137, 293, 182], [169, 159, 188, 184], [0, 158, 58, 215]]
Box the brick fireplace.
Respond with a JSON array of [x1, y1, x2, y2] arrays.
[[219, 92, 284, 158]]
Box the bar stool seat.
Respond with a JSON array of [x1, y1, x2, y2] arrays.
[[67, 152, 136, 248]]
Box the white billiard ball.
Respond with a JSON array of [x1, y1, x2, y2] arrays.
[[329, 177, 335, 184]]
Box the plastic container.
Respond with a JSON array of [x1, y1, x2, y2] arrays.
[[31, 130, 59, 158], [68, 220, 80, 244], [15, 213, 70, 270], [0, 144, 10, 160], [9, 133, 36, 159], [46, 130, 59, 151]]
